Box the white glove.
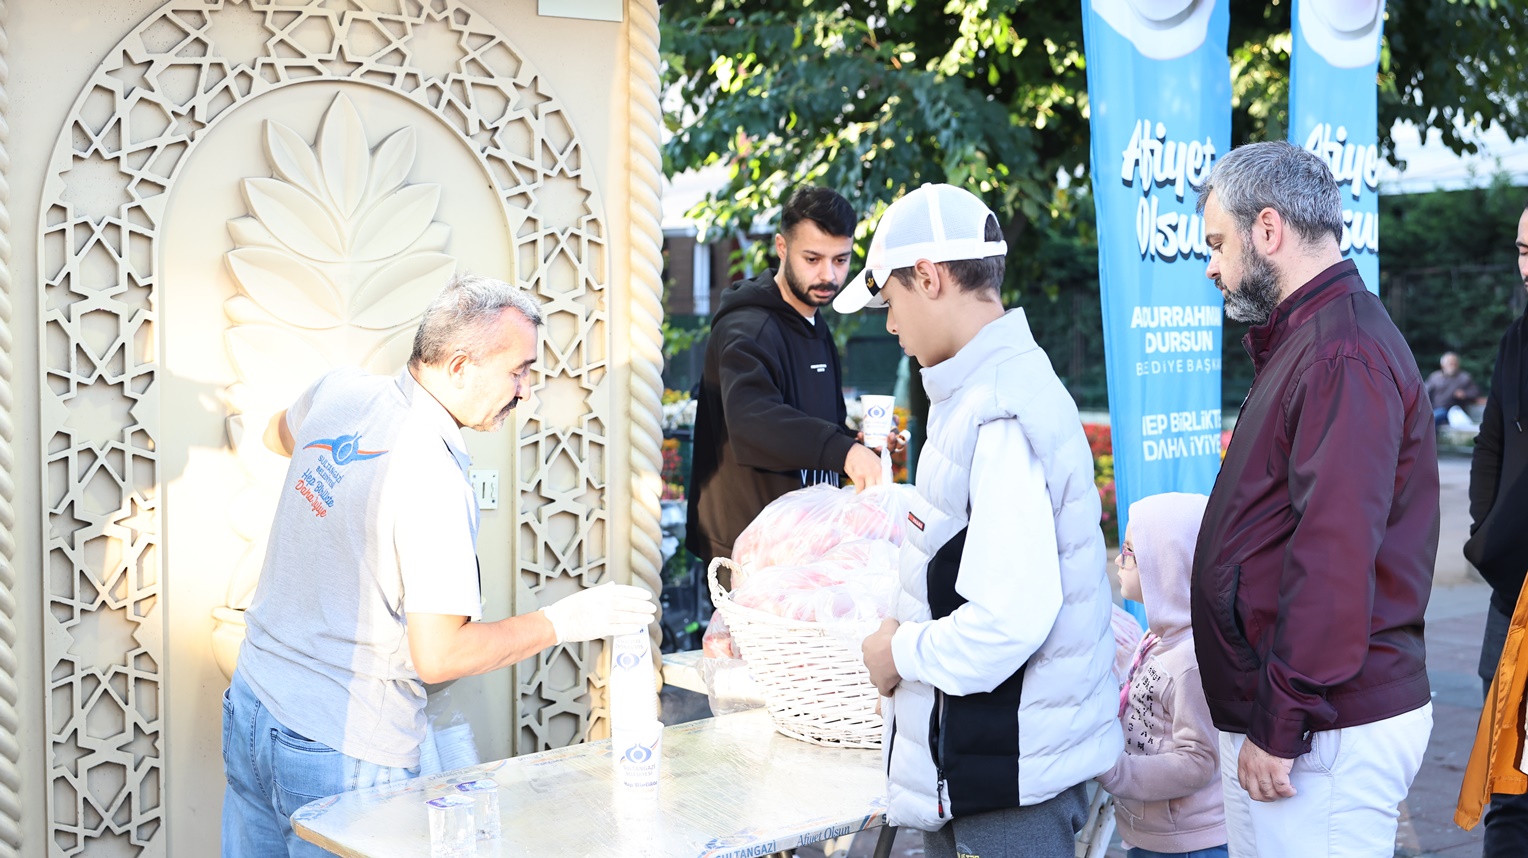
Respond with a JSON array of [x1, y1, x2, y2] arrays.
[[540, 583, 657, 644]]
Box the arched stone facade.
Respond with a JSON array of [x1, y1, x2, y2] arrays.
[[9, 0, 662, 853]]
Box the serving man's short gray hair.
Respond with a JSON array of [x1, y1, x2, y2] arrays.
[[408, 273, 544, 368], [1195, 140, 1344, 248]]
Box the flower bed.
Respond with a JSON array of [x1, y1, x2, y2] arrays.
[[1083, 423, 1118, 545]]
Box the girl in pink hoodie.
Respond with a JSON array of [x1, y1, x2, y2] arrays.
[[1098, 493, 1227, 858]]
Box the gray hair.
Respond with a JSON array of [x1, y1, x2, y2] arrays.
[[1195, 140, 1343, 247], [408, 273, 544, 367]]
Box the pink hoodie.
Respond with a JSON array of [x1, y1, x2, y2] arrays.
[[1098, 492, 1226, 854]]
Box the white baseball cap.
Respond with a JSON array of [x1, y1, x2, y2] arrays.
[[833, 183, 1008, 314]]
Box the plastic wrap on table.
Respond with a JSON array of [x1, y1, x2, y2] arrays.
[[729, 484, 911, 590]]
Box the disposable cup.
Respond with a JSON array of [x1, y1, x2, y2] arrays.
[[610, 631, 658, 725], [613, 719, 664, 789], [425, 794, 474, 858], [453, 778, 501, 841], [860, 395, 896, 448]]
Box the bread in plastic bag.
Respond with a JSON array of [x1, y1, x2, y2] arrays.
[[698, 609, 764, 715], [723, 485, 914, 643], [730, 484, 908, 590]]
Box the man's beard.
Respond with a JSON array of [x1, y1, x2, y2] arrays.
[[483, 397, 519, 431], [783, 258, 839, 307], [1221, 244, 1282, 325]]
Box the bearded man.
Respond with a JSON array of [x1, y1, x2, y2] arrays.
[[686, 185, 885, 567], [1189, 141, 1440, 857]]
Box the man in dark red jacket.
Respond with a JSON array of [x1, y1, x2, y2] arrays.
[[1190, 141, 1439, 857]]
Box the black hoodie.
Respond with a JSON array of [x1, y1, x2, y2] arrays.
[[685, 270, 857, 565], [1467, 312, 1528, 614]]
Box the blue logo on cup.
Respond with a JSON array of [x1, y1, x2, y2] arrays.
[[614, 652, 642, 669], [622, 741, 658, 764], [866, 405, 889, 419]]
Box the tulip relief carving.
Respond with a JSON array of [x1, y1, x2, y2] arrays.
[[213, 93, 459, 676]]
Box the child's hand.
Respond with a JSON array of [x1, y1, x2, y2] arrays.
[[861, 619, 902, 696]]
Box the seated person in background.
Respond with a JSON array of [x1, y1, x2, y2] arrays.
[[1099, 493, 1227, 858], [1425, 351, 1480, 426]]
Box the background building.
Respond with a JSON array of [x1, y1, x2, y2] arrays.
[[1, 1, 668, 853]]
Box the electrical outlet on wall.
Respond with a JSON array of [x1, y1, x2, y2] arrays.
[[469, 469, 499, 510]]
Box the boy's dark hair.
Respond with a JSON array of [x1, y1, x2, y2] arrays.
[[779, 185, 856, 240], [890, 214, 1006, 296]]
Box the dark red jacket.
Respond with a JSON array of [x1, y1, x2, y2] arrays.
[[1191, 261, 1438, 758]]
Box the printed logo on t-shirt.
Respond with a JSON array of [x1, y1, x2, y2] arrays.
[[304, 433, 387, 465], [293, 433, 389, 518]]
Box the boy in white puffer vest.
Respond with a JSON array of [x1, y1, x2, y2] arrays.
[[838, 184, 1122, 858]]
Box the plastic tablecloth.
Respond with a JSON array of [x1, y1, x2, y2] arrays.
[[292, 708, 890, 858]]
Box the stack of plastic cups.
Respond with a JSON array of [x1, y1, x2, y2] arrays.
[[860, 394, 896, 484], [610, 630, 663, 790]]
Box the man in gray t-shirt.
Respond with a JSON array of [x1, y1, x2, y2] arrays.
[[222, 274, 656, 858]]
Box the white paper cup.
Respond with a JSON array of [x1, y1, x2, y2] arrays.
[[613, 719, 664, 789], [610, 631, 658, 725], [860, 395, 896, 448]]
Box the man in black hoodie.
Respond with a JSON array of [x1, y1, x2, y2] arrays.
[[1467, 199, 1528, 857], [686, 186, 885, 567]]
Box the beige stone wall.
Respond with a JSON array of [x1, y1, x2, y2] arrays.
[[2, 0, 662, 854]]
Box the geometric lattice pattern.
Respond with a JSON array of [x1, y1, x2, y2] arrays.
[[37, 2, 612, 854]]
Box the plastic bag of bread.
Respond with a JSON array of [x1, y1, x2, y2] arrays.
[[701, 609, 740, 659], [698, 611, 763, 715], [729, 541, 900, 626], [730, 484, 911, 590]]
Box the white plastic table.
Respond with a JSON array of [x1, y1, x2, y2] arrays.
[[291, 708, 896, 857]]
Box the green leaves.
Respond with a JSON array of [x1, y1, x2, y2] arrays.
[[661, 0, 1088, 298], [661, 0, 1528, 317]]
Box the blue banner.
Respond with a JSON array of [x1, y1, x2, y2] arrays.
[[1290, 0, 1385, 291], [1082, 0, 1229, 619]]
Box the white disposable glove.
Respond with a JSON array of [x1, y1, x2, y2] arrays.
[[540, 583, 657, 644]]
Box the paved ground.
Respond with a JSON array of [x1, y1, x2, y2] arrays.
[[671, 454, 1494, 858]]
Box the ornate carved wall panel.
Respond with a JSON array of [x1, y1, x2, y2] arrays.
[[35, 1, 623, 853]]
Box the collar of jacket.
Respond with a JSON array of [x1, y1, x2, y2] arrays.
[[920, 308, 1037, 404], [1241, 259, 1364, 373]]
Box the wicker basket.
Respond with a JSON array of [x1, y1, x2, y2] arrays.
[[707, 557, 883, 748]]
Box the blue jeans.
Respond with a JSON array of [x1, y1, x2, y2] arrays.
[[222, 668, 417, 857], [1126, 847, 1229, 858]]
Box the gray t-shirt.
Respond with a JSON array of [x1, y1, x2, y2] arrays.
[[238, 368, 481, 768]]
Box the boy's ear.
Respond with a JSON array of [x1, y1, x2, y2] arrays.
[[914, 259, 943, 299]]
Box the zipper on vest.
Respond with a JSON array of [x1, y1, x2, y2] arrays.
[[929, 688, 948, 819]]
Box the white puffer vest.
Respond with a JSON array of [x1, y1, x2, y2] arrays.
[[883, 309, 1122, 830]]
